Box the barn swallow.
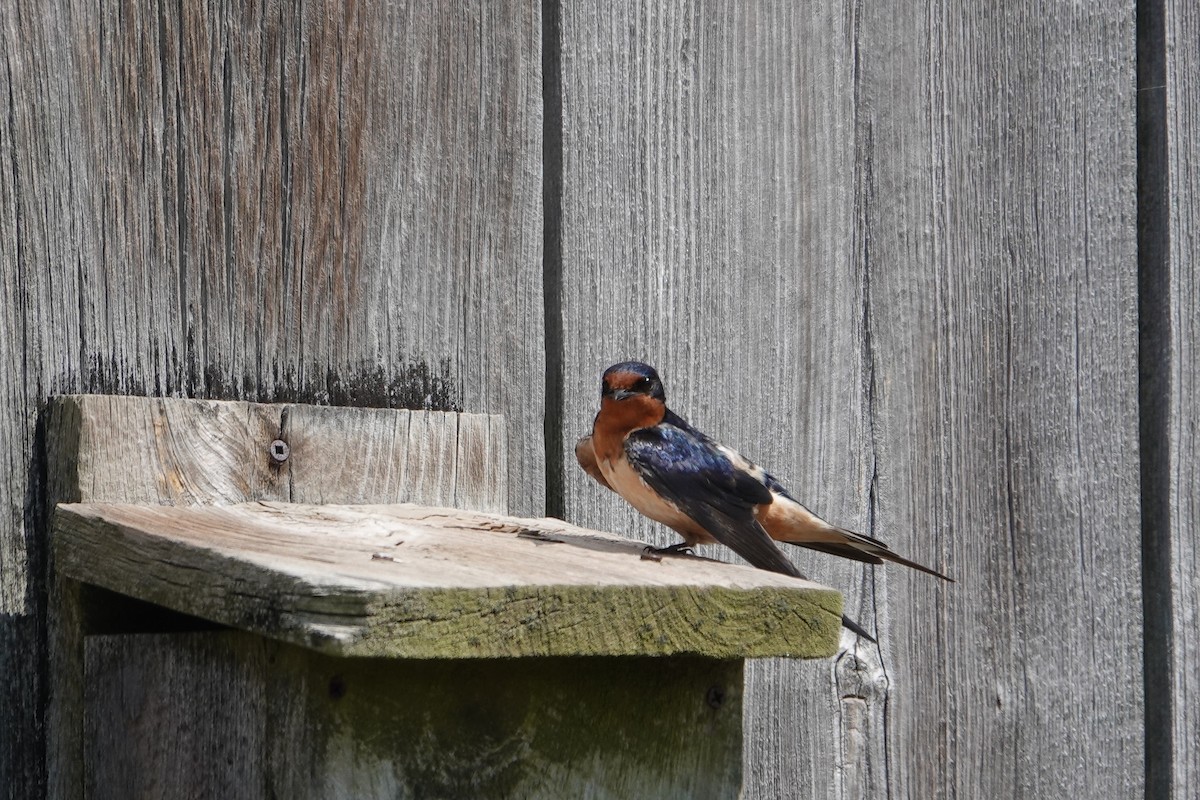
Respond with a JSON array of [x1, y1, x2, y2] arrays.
[[577, 361, 951, 643]]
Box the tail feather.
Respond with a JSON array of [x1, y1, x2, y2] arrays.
[[783, 528, 953, 582], [876, 548, 954, 582], [840, 613, 876, 643], [792, 540, 886, 566]]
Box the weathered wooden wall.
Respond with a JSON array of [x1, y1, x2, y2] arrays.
[[0, 2, 541, 797], [552, 2, 1142, 799], [1, 0, 1187, 798]]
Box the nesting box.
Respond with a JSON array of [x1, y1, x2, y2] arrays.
[[46, 396, 840, 799]]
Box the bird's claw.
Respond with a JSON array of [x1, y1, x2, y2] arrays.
[[643, 542, 695, 558], [640, 546, 664, 562]]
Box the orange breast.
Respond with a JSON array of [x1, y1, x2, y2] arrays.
[[588, 396, 711, 542], [590, 395, 665, 462], [599, 454, 713, 544]]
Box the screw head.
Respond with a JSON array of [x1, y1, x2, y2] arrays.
[[269, 439, 290, 463]]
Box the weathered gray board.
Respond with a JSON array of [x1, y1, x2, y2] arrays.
[[854, 2, 1140, 793], [553, 3, 1141, 798], [54, 501, 841, 660], [0, 3, 541, 796], [83, 632, 744, 800], [1164, 0, 1200, 795], [47, 396, 507, 511]]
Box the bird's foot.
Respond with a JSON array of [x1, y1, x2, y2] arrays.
[[644, 542, 696, 557]]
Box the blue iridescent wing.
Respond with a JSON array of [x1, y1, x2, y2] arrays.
[[623, 423, 803, 579]]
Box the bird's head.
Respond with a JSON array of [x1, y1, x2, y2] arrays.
[[601, 361, 665, 402], [598, 361, 667, 429]]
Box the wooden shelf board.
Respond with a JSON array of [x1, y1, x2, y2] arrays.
[[53, 502, 842, 659]]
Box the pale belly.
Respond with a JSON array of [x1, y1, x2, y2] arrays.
[[597, 455, 713, 543]]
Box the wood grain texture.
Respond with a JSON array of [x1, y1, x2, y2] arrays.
[[1166, 0, 1199, 794], [85, 634, 268, 800], [554, 2, 1140, 798], [280, 402, 508, 511], [1, 2, 540, 794], [48, 395, 290, 507], [860, 3, 1141, 798], [45, 395, 509, 799], [47, 395, 505, 509], [54, 502, 842, 659], [556, 4, 869, 798], [43, 395, 288, 800], [86, 632, 745, 799]]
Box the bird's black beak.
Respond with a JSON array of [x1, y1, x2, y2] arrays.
[[609, 388, 637, 401]]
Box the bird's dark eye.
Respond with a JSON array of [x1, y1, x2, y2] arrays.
[[633, 377, 651, 392]]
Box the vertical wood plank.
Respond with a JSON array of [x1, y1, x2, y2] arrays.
[[858, 2, 1141, 798], [1, 1, 541, 794], [1165, 0, 1200, 794], [0, 8, 71, 795], [555, 1, 1141, 798], [85, 635, 268, 800], [556, 3, 862, 798]]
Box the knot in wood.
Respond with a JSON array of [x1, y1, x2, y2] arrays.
[[834, 647, 888, 703]]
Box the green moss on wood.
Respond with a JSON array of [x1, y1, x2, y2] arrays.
[[304, 646, 745, 798], [325, 584, 842, 660]]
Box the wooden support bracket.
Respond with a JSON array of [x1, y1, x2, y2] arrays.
[[45, 395, 841, 799]]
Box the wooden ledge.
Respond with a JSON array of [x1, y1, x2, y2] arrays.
[[53, 502, 842, 660]]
